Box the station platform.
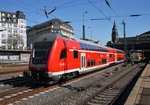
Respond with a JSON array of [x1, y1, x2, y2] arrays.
[[125, 62, 150, 105]]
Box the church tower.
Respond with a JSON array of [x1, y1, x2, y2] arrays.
[[111, 21, 118, 43]]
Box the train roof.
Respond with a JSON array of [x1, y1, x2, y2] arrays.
[[34, 33, 124, 52]]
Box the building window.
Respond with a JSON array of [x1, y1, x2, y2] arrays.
[[21, 30, 24, 33], [21, 25, 24, 28], [1, 34, 5, 38], [8, 46, 12, 49], [14, 34, 17, 37], [7, 14, 10, 17], [2, 18, 5, 21], [13, 15, 16, 18], [2, 13, 5, 16], [14, 30, 17, 33], [1, 40, 6, 44], [8, 29, 12, 33], [8, 34, 12, 38], [14, 24, 17, 27], [8, 24, 12, 27], [7, 39, 12, 44], [1, 46, 6, 49], [2, 23, 6, 26], [13, 19, 16, 22], [7, 17, 11, 21]]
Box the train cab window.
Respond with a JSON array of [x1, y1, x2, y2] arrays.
[[74, 50, 78, 59], [60, 49, 66, 59]]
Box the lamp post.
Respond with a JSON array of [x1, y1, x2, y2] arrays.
[[82, 11, 88, 40], [122, 20, 127, 61], [88, 27, 93, 40]]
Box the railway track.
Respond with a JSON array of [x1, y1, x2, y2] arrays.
[[0, 70, 28, 75], [0, 84, 58, 105], [0, 64, 123, 105], [79, 63, 146, 105], [0, 76, 32, 85], [0, 87, 33, 101], [0, 65, 29, 82], [0, 63, 145, 105], [0, 76, 33, 102]]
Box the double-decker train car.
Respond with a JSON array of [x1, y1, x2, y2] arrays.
[[29, 33, 125, 83]]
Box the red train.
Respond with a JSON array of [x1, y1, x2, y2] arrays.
[[29, 33, 125, 83], [130, 51, 144, 62]]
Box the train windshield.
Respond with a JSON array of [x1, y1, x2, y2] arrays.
[[32, 41, 53, 64]]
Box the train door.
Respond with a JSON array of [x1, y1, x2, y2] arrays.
[[107, 53, 109, 63], [115, 54, 117, 62], [81, 53, 86, 70]]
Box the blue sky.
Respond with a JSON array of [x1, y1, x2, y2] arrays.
[[0, 0, 150, 43]]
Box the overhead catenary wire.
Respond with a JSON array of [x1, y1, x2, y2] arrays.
[[57, 0, 79, 8], [88, 0, 111, 21], [103, 0, 149, 37], [45, 0, 100, 9], [103, 0, 132, 37], [4, 0, 45, 24]]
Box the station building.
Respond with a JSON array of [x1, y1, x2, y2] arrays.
[[0, 11, 27, 50], [27, 18, 74, 47], [107, 22, 150, 60]]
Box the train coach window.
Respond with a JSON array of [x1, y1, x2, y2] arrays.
[[74, 50, 78, 59], [80, 43, 85, 50], [93, 60, 95, 65], [98, 59, 101, 64], [60, 49, 66, 59], [109, 54, 112, 58], [91, 60, 94, 66], [102, 59, 107, 64], [87, 60, 90, 66]]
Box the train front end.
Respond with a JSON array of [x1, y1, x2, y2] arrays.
[[29, 33, 58, 83]]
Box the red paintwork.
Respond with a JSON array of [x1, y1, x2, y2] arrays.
[[108, 49, 117, 63], [29, 36, 125, 78], [47, 38, 80, 72]]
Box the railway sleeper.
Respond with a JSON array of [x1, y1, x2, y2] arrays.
[[99, 94, 117, 99], [100, 91, 119, 96], [91, 98, 110, 103], [94, 96, 114, 101], [104, 89, 120, 93], [87, 100, 110, 105]]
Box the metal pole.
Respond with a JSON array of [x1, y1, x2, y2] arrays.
[[122, 20, 127, 61], [83, 25, 85, 40], [82, 11, 87, 40]]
